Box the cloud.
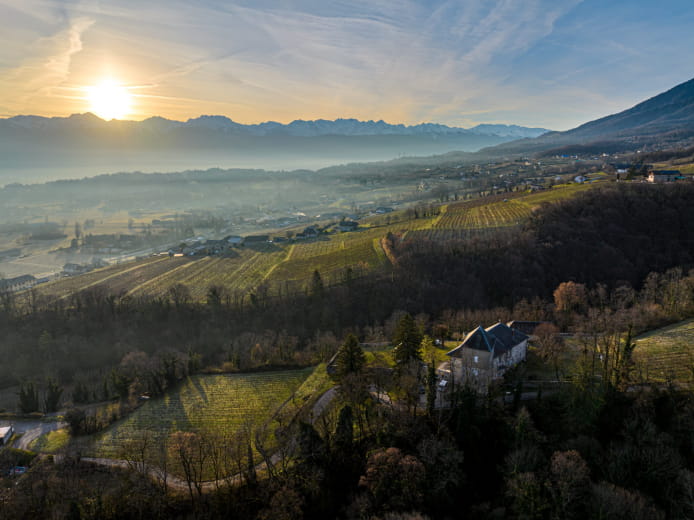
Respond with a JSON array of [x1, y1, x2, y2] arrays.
[[1, 0, 693, 129], [0, 15, 93, 112]]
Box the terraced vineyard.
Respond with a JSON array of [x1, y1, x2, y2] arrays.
[[634, 319, 694, 385], [89, 368, 314, 462], [516, 182, 595, 207], [269, 236, 388, 284], [37, 255, 191, 299], [434, 199, 531, 230]]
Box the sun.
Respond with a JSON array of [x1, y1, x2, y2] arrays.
[[86, 80, 132, 120]]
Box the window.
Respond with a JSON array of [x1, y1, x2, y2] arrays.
[[473, 355, 479, 364]]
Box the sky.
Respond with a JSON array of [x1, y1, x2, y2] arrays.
[[0, 0, 692, 130]]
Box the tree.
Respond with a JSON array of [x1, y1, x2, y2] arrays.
[[393, 313, 423, 366], [43, 378, 63, 413], [335, 333, 366, 378], [425, 358, 437, 417], [534, 323, 565, 380], [359, 447, 425, 512], [18, 381, 39, 413], [309, 269, 324, 299], [553, 281, 587, 314], [548, 450, 590, 520]]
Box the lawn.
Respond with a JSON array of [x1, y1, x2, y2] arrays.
[[633, 319, 694, 385]]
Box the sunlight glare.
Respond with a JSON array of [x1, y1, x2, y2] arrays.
[[86, 80, 132, 120]]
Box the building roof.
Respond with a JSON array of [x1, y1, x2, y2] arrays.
[[650, 170, 681, 175], [506, 320, 549, 336], [447, 322, 528, 359]]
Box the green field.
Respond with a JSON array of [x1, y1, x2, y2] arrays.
[[87, 368, 314, 460], [634, 319, 694, 385]]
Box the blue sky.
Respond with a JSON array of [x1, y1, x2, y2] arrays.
[[0, 0, 692, 129]]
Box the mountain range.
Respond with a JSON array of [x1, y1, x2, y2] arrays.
[[0, 115, 548, 184], [2, 113, 548, 139], [2, 75, 694, 184]]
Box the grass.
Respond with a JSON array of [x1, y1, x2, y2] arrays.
[[86, 368, 314, 461], [279, 363, 334, 422], [633, 319, 694, 385], [28, 428, 70, 453]]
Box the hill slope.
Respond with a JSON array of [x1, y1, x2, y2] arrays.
[[486, 77, 694, 155]]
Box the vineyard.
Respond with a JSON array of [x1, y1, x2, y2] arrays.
[[37, 255, 191, 300], [634, 319, 694, 385], [268, 235, 388, 285], [433, 200, 531, 230], [88, 368, 314, 464], [30, 182, 599, 303]]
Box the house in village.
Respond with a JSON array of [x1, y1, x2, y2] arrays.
[[226, 235, 244, 247], [0, 425, 14, 446], [338, 220, 359, 232], [0, 275, 37, 293], [244, 235, 270, 244], [63, 263, 92, 276], [647, 169, 682, 183], [438, 322, 529, 389]]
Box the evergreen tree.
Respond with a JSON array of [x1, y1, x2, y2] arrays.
[[44, 378, 63, 413], [393, 313, 423, 365], [335, 333, 366, 378], [18, 381, 40, 413]]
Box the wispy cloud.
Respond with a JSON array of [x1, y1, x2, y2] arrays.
[[0, 15, 93, 113], [1, 0, 692, 128]]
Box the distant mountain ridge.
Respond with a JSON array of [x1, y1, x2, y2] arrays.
[[485, 76, 694, 155], [1, 113, 549, 139]]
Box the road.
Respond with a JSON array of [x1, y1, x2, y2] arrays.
[[0, 418, 67, 451]]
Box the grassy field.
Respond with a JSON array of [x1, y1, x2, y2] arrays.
[[633, 319, 694, 385], [29, 428, 70, 453], [85, 368, 314, 461]]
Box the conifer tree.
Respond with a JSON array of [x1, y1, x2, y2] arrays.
[[393, 313, 423, 365], [335, 333, 366, 378]]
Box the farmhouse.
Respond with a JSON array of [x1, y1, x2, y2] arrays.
[[439, 322, 529, 388], [647, 169, 681, 183], [0, 425, 13, 446]]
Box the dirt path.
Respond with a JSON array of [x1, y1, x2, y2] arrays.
[[309, 386, 338, 422]]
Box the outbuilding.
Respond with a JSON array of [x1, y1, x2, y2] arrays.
[[0, 425, 14, 446]]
